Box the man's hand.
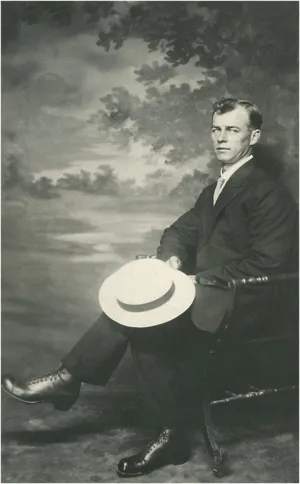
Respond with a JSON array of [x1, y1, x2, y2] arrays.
[[188, 275, 197, 284], [165, 256, 182, 270]]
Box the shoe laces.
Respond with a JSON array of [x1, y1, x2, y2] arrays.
[[146, 429, 170, 452], [29, 365, 66, 386]]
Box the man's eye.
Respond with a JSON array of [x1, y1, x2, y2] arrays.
[[228, 128, 239, 133]]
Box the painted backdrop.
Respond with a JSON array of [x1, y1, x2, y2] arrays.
[[1, 2, 298, 482], [2, 0, 299, 362], [2, 0, 299, 365]]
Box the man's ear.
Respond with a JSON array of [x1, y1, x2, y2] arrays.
[[250, 129, 261, 146]]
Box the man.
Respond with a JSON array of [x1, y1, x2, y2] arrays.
[[2, 98, 297, 477]]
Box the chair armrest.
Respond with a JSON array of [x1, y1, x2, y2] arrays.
[[228, 273, 299, 289], [215, 272, 298, 343]]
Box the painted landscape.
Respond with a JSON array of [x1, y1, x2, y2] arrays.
[[2, 2, 298, 482]]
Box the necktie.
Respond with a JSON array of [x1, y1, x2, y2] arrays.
[[213, 177, 225, 205]]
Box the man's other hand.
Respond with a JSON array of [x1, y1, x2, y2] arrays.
[[165, 256, 182, 270], [188, 275, 197, 284]]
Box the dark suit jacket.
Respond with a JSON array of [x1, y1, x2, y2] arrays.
[[157, 160, 298, 334]]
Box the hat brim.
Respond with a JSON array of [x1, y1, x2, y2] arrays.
[[99, 268, 196, 328]]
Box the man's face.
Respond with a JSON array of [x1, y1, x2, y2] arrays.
[[211, 106, 261, 165]]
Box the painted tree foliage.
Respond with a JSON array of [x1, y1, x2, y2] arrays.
[[92, 1, 298, 196], [2, 1, 298, 200]]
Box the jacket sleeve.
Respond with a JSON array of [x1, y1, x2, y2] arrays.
[[156, 197, 202, 263], [196, 186, 298, 287]]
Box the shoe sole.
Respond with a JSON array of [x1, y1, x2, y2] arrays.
[[1, 386, 39, 404], [116, 456, 189, 478], [1, 386, 74, 411], [117, 470, 145, 478]]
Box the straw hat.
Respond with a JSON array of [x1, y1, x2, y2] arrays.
[[98, 258, 196, 328]]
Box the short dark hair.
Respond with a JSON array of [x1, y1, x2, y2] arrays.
[[212, 98, 263, 129]]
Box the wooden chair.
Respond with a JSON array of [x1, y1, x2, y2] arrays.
[[136, 256, 298, 477], [202, 273, 298, 477]]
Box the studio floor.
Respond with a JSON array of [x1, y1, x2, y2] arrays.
[[2, 376, 298, 483]]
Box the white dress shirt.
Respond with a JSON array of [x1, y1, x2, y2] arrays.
[[213, 154, 253, 205]]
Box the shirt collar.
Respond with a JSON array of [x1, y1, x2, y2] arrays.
[[220, 154, 253, 180]]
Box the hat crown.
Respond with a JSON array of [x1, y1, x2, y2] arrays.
[[115, 259, 173, 306]]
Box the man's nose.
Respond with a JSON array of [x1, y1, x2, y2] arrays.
[[217, 130, 228, 143]]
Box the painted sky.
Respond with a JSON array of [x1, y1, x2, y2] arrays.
[[2, 20, 208, 186]]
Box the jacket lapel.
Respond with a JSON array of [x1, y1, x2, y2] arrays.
[[213, 161, 254, 219], [199, 161, 254, 247]]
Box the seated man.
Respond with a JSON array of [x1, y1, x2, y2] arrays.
[[2, 98, 297, 478]]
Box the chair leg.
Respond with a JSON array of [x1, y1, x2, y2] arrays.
[[202, 375, 229, 478]]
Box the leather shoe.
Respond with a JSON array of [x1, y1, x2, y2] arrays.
[[1, 365, 81, 411], [117, 427, 190, 477]]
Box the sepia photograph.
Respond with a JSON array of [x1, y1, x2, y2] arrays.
[[1, 1, 299, 482]]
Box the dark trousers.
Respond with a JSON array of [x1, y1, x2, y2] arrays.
[[62, 311, 214, 426]]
